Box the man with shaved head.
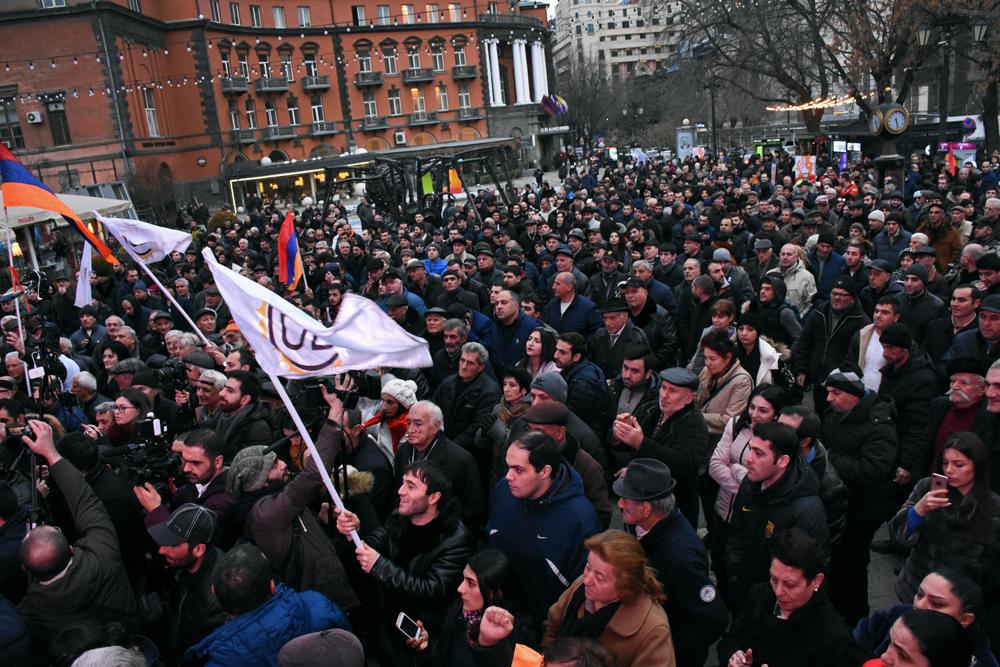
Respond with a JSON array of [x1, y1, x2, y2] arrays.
[[544, 271, 603, 337], [17, 419, 137, 647]]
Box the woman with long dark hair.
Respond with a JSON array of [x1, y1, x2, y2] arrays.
[[516, 327, 558, 379], [106, 388, 152, 447], [889, 432, 1000, 603]]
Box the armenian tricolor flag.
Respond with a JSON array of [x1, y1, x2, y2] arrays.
[[0, 145, 117, 264], [277, 211, 303, 289]]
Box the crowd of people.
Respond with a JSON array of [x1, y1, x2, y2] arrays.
[[0, 146, 999, 666]]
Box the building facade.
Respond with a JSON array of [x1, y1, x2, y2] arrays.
[[0, 0, 553, 210]]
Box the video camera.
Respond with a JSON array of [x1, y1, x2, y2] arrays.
[[146, 355, 187, 395], [100, 414, 179, 495]]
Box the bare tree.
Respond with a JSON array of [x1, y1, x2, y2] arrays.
[[557, 57, 627, 149]]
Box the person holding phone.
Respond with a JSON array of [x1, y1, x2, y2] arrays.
[[889, 432, 1000, 604]]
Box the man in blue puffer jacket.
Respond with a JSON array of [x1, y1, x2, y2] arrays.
[[186, 544, 352, 667]]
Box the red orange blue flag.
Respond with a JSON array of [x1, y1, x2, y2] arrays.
[[0, 145, 117, 265], [277, 211, 303, 290]]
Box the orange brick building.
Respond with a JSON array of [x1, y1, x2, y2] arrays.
[[0, 0, 555, 212]]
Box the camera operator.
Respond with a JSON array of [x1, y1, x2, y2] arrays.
[[107, 389, 153, 447], [51, 432, 149, 587], [194, 370, 226, 424], [132, 369, 185, 437], [36, 375, 86, 433], [207, 371, 275, 461], [134, 428, 232, 542]]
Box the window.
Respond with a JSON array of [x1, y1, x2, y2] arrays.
[[258, 55, 271, 78], [0, 98, 24, 149], [454, 45, 466, 66], [407, 47, 421, 69], [273, 6, 285, 28], [287, 96, 300, 125], [297, 5, 311, 26], [426, 4, 440, 22], [245, 98, 257, 128], [210, 0, 221, 21], [280, 53, 294, 80], [388, 89, 402, 116], [265, 99, 278, 127], [127, 0, 142, 12], [249, 4, 262, 26], [143, 88, 159, 137], [229, 2, 241, 24], [436, 83, 448, 110], [229, 101, 241, 130], [363, 91, 378, 117], [304, 57, 317, 77], [401, 5, 415, 23], [384, 50, 398, 75], [458, 82, 471, 108], [41, 0, 66, 7], [431, 44, 444, 71], [310, 95, 325, 122], [411, 88, 426, 113], [448, 3, 461, 21], [351, 5, 366, 25], [377, 5, 391, 25], [357, 51, 372, 73], [238, 53, 250, 78], [221, 54, 232, 76]]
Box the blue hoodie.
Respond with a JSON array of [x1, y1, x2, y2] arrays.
[[486, 462, 601, 619], [186, 584, 351, 667]]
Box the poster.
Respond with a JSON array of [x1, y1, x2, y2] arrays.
[[793, 155, 817, 182]]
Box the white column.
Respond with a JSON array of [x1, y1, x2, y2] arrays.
[[531, 41, 549, 101], [483, 39, 497, 106], [512, 40, 529, 105], [487, 39, 504, 106]]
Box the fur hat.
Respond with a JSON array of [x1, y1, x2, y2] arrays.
[[227, 446, 277, 499]]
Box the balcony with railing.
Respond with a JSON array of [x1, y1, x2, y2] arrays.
[[479, 13, 543, 28], [231, 129, 257, 143], [456, 107, 482, 120], [360, 116, 389, 130], [311, 120, 338, 136], [402, 67, 435, 84], [220, 77, 249, 94], [409, 111, 438, 125], [452, 65, 478, 79], [261, 125, 296, 140], [301, 75, 330, 91], [255, 77, 289, 93], [354, 71, 384, 86]]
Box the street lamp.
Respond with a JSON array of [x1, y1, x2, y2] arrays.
[[916, 26, 931, 47], [974, 21, 989, 44]]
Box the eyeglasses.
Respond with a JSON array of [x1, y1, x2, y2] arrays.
[[113, 404, 136, 413]]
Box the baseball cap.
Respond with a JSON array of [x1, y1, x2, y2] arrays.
[[148, 503, 219, 547]]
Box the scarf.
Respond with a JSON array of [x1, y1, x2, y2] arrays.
[[557, 585, 620, 641], [462, 608, 485, 644], [499, 398, 531, 425]]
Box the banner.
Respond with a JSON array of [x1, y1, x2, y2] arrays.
[[74, 242, 92, 308], [95, 213, 192, 263], [202, 249, 431, 377], [793, 155, 817, 182]]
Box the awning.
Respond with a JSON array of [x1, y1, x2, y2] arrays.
[[0, 192, 132, 230]]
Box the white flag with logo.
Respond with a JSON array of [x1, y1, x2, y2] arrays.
[[95, 212, 192, 263], [74, 242, 92, 308], [201, 249, 431, 376]]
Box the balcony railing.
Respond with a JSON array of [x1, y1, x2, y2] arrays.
[[261, 125, 296, 140], [354, 71, 384, 86], [452, 65, 478, 79], [457, 107, 482, 120], [232, 129, 257, 143], [409, 111, 438, 124], [220, 77, 249, 94], [479, 13, 543, 28], [301, 75, 330, 91], [402, 67, 435, 84], [255, 77, 289, 93], [360, 115, 389, 130], [311, 120, 338, 135]]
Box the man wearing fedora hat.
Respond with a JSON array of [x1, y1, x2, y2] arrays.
[[616, 458, 729, 667]]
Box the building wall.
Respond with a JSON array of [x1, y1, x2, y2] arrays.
[[0, 0, 550, 206]]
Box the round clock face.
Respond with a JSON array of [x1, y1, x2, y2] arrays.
[[869, 111, 883, 135], [886, 109, 908, 134]]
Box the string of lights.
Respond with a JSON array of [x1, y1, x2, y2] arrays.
[[765, 91, 874, 112]]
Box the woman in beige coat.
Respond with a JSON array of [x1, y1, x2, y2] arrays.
[[696, 330, 754, 444], [541, 530, 676, 667]]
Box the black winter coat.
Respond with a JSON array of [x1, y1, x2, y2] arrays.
[[821, 392, 898, 512], [877, 351, 939, 473], [792, 300, 870, 382], [432, 371, 501, 453], [808, 441, 850, 550], [630, 297, 680, 370], [589, 321, 649, 379], [724, 458, 829, 607], [394, 433, 485, 533]]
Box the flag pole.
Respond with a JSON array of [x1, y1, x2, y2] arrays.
[[1, 217, 34, 399], [265, 370, 362, 548], [115, 240, 211, 346]]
